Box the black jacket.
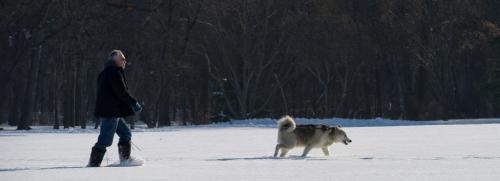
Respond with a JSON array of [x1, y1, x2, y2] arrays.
[[94, 65, 137, 118]]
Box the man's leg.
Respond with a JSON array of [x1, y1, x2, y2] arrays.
[[116, 118, 132, 161], [94, 118, 119, 149], [116, 118, 132, 144], [88, 117, 119, 167], [115, 118, 143, 166]]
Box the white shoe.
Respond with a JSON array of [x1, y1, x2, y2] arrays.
[[119, 156, 145, 166]]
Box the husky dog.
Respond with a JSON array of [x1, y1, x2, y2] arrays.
[[274, 115, 352, 157]]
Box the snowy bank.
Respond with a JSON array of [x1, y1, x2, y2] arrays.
[[1, 117, 499, 134]]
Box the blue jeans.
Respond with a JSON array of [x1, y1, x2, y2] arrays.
[[94, 117, 132, 150]]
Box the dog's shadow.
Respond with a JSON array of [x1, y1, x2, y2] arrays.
[[207, 155, 329, 161]]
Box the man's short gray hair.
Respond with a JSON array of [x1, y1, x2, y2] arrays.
[[108, 49, 124, 61]]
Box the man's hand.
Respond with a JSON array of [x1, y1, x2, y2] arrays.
[[132, 102, 143, 113]]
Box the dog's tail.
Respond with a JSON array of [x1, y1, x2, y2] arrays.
[[277, 115, 296, 132]]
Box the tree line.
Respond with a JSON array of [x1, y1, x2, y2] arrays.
[[1, 0, 500, 130]]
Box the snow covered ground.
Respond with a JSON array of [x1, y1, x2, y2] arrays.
[[1, 118, 499, 181]]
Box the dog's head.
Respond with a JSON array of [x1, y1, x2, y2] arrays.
[[331, 125, 352, 145]]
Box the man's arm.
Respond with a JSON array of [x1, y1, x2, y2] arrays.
[[109, 69, 137, 106]]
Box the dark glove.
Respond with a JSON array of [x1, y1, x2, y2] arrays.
[[132, 102, 143, 113]]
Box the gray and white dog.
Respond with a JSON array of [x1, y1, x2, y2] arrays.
[[274, 115, 352, 157]]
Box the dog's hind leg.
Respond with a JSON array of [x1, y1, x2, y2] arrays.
[[301, 144, 313, 157], [279, 148, 289, 157], [321, 147, 330, 156], [274, 144, 283, 157]]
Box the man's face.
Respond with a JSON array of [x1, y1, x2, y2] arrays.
[[115, 54, 127, 69]]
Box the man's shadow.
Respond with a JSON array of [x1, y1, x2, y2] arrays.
[[0, 166, 86, 172]]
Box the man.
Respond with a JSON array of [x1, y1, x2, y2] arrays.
[[88, 50, 144, 167]]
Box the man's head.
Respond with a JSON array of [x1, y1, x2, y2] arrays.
[[108, 50, 127, 69]]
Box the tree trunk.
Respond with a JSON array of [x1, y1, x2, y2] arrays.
[[18, 51, 40, 130]]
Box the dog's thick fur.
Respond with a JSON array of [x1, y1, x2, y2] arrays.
[[274, 115, 352, 157]]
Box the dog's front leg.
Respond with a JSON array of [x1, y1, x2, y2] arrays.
[[301, 144, 313, 157], [321, 147, 330, 156]]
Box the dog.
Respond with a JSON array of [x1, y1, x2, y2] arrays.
[[273, 115, 352, 157]]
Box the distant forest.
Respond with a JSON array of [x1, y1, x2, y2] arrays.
[[1, 0, 500, 130]]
